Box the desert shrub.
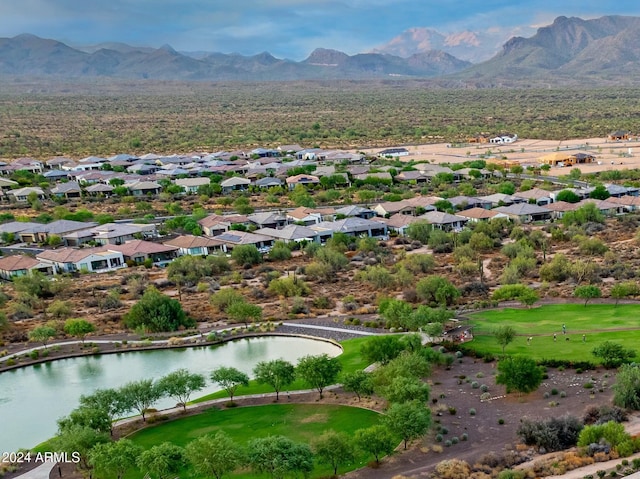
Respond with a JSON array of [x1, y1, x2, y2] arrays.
[[497, 470, 525, 479], [469, 408, 476, 416], [434, 459, 471, 479], [517, 415, 583, 452], [578, 421, 630, 451], [268, 277, 310, 297], [209, 288, 243, 312], [46, 300, 73, 319], [583, 405, 628, 425]]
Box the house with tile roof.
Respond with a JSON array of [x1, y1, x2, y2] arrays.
[[494, 203, 552, 223], [37, 247, 126, 274], [50, 181, 82, 199], [215, 231, 274, 251], [255, 225, 319, 243], [220, 177, 251, 194], [456, 207, 509, 222], [286, 174, 320, 190], [163, 235, 227, 256], [0, 255, 53, 280], [174, 177, 211, 194], [420, 211, 469, 231], [198, 214, 250, 236], [18, 220, 98, 244], [7, 187, 45, 203], [247, 212, 287, 229], [286, 207, 336, 225], [107, 240, 178, 266]]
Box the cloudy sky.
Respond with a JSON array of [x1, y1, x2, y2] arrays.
[[1, 0, 639, 60]]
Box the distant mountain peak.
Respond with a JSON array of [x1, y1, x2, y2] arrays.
[[303, 48, 349, 66], [158, 44, 177, 53], [372, 26, 511, 63]]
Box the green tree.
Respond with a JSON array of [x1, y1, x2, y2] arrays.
[[383, 400, 431, 449], [210, 366, 249, 403], [360, 335, 405, 365], [380, 375, 431, 404], [119, 379, 163, 422], [137, 442, 186, 479], [592, 341, 636, 368], [185, 432, 245, 479], [123, 286, 193, 332], [79, 388, 126, 436], [227, 300, 262, 327], [57, 406, 111, 435], [89, 439, 141, 479], [494, 325, 517, 354], [210, 288, 244, 312], [157, 369, 206, 411], [354, 425, 397, 464], [14, 271, 58, 299], [231, 244, 263, 266], [614, 364, 640, 410], [562, 203, 605, 226], [416, 275, 460, 306], [555, 189, 581, 203], [315, 247, 349, 271], [340, 370, 374, 401], [574, 285, 602, 306], [589, 184, 611, 200], [296, 353, 342, 399], [610, 281, 640, 306], [63, 318, 96, 344], [406, 221, 432, 243], [496, 356, 543, 395], [28, 325, 56, 349], [248, 435, 314, 479], [268, 241, 292, 261], [253, 359, 296, 401], [52, 424, 109, 470], [468, 232, 494, 253], [378, 298, 413, 330], [492, 283, 539, 307], [312, 431, 356, 476]]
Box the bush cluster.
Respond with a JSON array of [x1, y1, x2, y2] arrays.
[[517, 415, 583, 452]]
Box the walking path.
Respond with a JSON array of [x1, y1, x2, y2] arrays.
[[278, 323, 378, 336]]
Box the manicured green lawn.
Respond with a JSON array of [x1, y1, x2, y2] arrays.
[[128, 404, 384, 478], [467, 304, 640, 362], [193, 336, 373, 403]]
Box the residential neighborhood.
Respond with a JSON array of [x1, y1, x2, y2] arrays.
[[2, 141, 640, 280]]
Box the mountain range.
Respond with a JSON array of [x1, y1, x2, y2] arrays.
[[1, 15, 640, 85]]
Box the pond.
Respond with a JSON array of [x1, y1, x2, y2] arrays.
[[0, 336, 341, 453]]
